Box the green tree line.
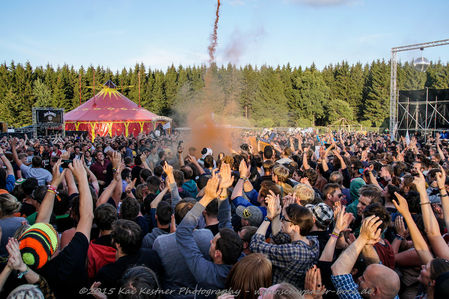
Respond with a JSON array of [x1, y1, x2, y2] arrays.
[[0, 60, 448, 128]]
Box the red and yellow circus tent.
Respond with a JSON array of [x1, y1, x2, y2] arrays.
[[65, 81, 171, 140]]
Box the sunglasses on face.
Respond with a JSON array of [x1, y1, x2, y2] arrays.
[[280, 215, 292, 223]]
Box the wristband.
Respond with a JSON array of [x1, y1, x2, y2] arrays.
[[264, 216, 272, 222], [420, 202, 431, 205], [17, 266, 29, 279], [331, 231, 340, 239], [47, 185, 58, 195], [395, 234, 404, 241], [240, 177, 248, 182], [441, 194, 449, 198]]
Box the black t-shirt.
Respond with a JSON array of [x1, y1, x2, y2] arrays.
[[93, 234, 114, 247], [307, 230, 330, 255], [205, 223, 219, 236], [39, 232, 89, 299], [20, 202, 36, 217], [95, 248, 163, 296]]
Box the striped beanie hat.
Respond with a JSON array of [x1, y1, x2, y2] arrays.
[[18, 223, 58, 269]]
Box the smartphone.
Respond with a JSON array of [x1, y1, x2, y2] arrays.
[[61, 159, 72, 168]]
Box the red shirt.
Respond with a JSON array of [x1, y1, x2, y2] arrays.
[[374, 239, 395, 269], [90, 160, 110, 181]]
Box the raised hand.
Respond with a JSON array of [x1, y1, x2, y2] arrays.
[[6, 238, 27, 272], [68, 159, 87, 181], [50, 159, 66, 187], [436, 165, 447, 190], [238, 159, 250, 179], [359, 215, 382, 245], [266, 190, 281, 220], [334, 206, 354, 234], [283, 193, 296, 208], [126, 178, 137, 194], [305, 265, 326, 299], [395, 216, 408, 239], [219, 162, 233, 191], [111, 151, 122, 169], [392, 192, 411, 216], [204, 171, 220, 201], [412, 169, 427, 194], [163, 162, 174, 176]]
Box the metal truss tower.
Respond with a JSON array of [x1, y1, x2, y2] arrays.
[[389, 38, 449, 138]]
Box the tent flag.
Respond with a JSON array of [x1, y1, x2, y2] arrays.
[[163, 122, 171, 129]]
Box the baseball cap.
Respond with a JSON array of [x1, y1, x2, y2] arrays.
[[236, 205, 263, 227]]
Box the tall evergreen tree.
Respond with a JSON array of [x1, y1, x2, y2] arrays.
[[362, 60, 390, 127], [33, 78, 53, 107]]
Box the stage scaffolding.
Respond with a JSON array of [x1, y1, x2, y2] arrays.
[[397, 88, 449, 136], [389, 38, 449, 138]]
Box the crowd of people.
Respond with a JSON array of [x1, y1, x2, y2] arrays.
[[0, 129, 449, 299]]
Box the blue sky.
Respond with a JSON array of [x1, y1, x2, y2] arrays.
[[1, 0, 448, 71]]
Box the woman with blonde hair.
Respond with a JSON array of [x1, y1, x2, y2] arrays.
[[226, 253, 272, 299]]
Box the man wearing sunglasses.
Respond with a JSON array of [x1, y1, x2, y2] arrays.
[[323, 183, 343, 209], [250, 193, 319, 290]]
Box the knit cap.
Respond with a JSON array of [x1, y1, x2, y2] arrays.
[[18, 223, 58, 269]]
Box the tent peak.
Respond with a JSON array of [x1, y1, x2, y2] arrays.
[[104, 80, 117, 89]]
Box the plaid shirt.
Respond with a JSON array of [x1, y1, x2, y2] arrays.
[[331, 274, 400, 299], [250, 233, 319, 289]]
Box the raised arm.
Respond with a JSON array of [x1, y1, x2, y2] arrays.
[[303, 149, 311, 170], [177, 144, 185, 167], [9, 138, 23, 168], [84, 164, 100, 195], [96, 176, 118, 207], [420, 169, 449, 259], [437, 167, 449, 234], [320, 205, 354, 262], [69, 159, 94, 241], [150, 187, 169, 209], [321, 147, 329, 173], [187, 155, 205, 175], [111, 152, 123, 206], [393, 192, 433, 264], [0, 148, 14, 176], [175, 174, 220, 284], [217, 163, 234, 230], [64, 168, 78, 196], [331, 215, 382, 275], [36, 160, 65, 224], [436, 136, 446, 161], [140, 152, 151, 170], [163, 163, 181, 209]]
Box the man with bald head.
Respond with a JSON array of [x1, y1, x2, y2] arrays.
[[331, 215, 400, 299]]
